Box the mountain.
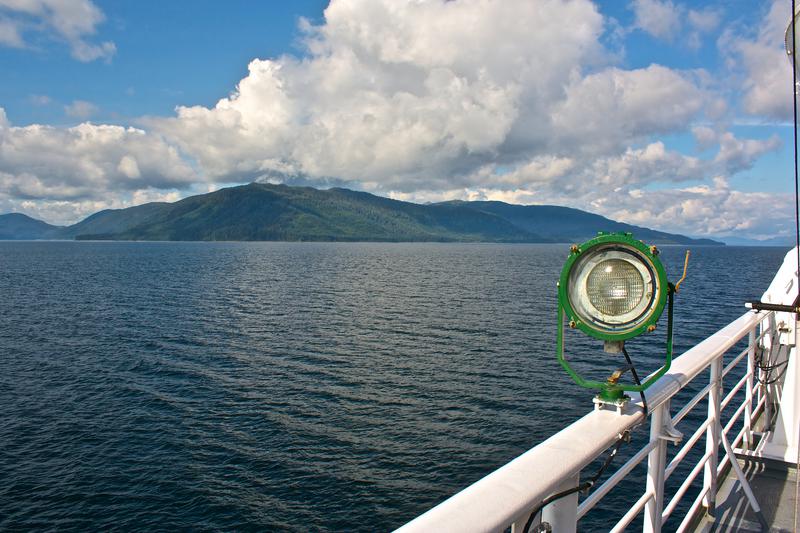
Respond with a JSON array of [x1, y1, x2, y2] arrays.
[[74, 184, 543, 242], [0, 213, 63, 240], [57, 202, 172, 239], [442, 201, 721, 246], [0, 183, 722, 245], [718, 236, 793, 247]]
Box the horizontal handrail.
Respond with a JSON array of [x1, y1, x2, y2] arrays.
[[721, 371, 751, 410], [396, 310, 768, 533], [610, 491, 653, 533], [676, 486, 710, 532], [395, 405, 643, 532], [672, 381, 712, 425], [665, 417, 712, 480], [662, 451, 712, 520], [642, 311, 763, 412]]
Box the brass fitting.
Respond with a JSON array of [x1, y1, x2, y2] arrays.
[[647, 324, 657, 332]]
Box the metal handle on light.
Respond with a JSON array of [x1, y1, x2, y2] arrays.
[[673, 250, 690, 293]]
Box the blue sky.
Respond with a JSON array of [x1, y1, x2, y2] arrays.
[[0, 1, 328, 125], [0, 0, 796, 240]]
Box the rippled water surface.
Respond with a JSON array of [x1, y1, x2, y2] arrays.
[[0, 242, 788, 531]]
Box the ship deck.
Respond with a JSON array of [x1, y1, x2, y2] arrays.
[[692, 456, 798, 532]]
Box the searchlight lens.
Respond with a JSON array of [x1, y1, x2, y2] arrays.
[[586, 259, 645, 316]]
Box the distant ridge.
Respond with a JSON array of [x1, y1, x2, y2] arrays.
[[0, 183, 722, 245], [718, 236, 793, 247], [0, 213, 63, 240]]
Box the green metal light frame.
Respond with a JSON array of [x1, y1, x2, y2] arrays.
[[556, 232, 674, 396]]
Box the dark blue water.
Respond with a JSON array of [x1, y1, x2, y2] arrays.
[[0, 242, 787, 531]]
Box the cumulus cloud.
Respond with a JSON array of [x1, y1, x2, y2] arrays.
[[550, 65, 706, 153], [0, 108, 195, 209], [64, 99, 98, 119], [692, 125, 718, 151], [0, 188, 183, 226], [150, 0, 712, 193], [723, 0, 792, 120], [150, 0, 613, 192], [28, 94, 52, 106], [598, 178, 792, 238], [391, 176, 789, 239], [631, 0, 682, 41], [0, 0, 115, 61], [388, 127, 783, 237], [688, 8, 720, 34], [630, 0, 719, 48], [714, 132, 782, 174], [0, 14, 23, 46]]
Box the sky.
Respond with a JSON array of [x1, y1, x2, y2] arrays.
[[0, 0, 796, 240]]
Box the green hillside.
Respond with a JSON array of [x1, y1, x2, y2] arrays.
[[77, 183, 544, 242], [0, 213, 63, 240], [1, 183, 722, 245], [449, 201, 721, 246], [57, 202, 172, 238]]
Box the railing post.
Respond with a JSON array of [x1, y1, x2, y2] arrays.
[[511, 474, 579, 533], [702, 356, 722, 514], [643, 401, 668, 533], [744, 329, 755, 448], [541, 473, 579, 533]]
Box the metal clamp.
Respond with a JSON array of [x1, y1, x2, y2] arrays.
[[592, 394, 630, 414], [659, 416, 683, 445]]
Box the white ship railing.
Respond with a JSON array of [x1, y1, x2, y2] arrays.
[[396, 309, 778, 533]]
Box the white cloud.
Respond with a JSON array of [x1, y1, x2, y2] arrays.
[[0, 109, 195, 204], [599, 178, 792, 237], [714, 132, 782, 174], [389, 177, 790, 239], [692, 125, 718, 150], [151, 0, 711, 194], [631, 0, 682, 41], [0, 187, 183, 226], [688, 8, 720, 33], [28, 94, 52, 106], [630, 0, 719, 49], [724, 0, 792, 120], [150, 0, 613, 191], [64, 99, 98, 119], [117, 155, 140, 179], [0, 0, 115, 61], [0, 14, 23, 46], [550, 65, 706, 153]]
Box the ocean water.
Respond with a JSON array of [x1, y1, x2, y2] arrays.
[[0, 242, 788, 531]]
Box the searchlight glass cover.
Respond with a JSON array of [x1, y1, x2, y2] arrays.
[[559, 234, 668, 340]]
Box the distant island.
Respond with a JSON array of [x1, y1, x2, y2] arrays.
[[0, 182, 722, 245]]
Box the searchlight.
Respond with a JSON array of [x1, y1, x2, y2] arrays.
[[556, 232, 688, 408]]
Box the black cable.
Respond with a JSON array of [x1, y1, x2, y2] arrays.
[[754, 328, 787, 377], [761, 364, 789, 386], [622, 345, 648, 417], [758, 360, 789, 372], [522, 432, 629, 533], [754, 342, 789, 385]]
